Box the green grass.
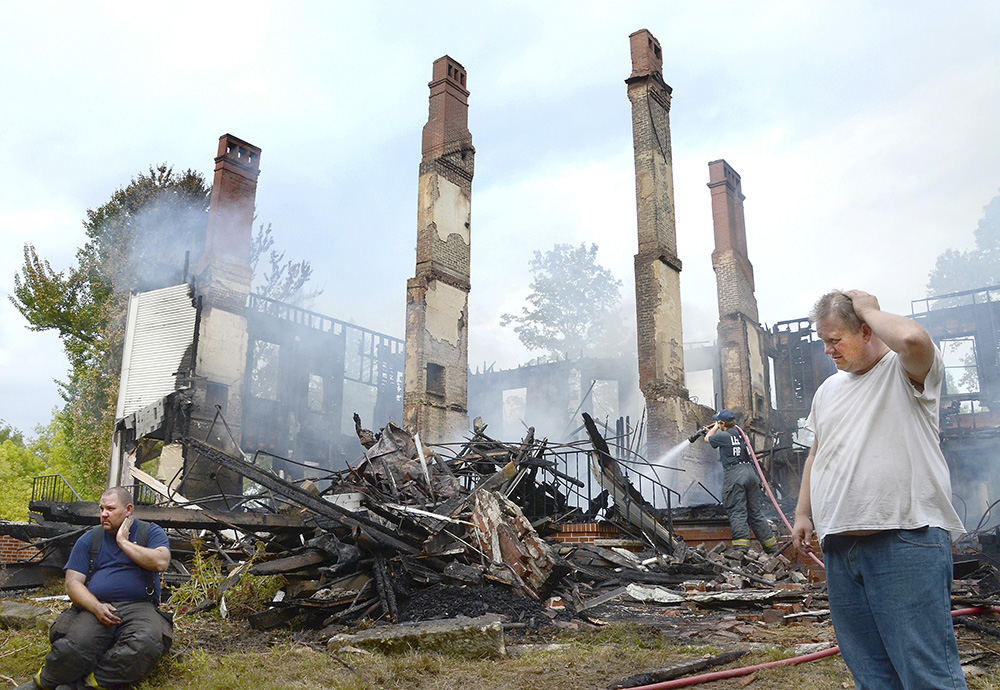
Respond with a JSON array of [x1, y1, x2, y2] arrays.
[[3, 619, 999, 690]]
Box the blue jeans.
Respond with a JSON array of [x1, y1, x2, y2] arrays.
[[823, 528, 966, 689]]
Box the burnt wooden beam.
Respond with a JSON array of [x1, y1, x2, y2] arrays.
[[611, 650, 748, 688], [29, 501, 307, 533], [182, 438, 419, 555], [0, 521, 74, 541], [250, 549, 329, 575]]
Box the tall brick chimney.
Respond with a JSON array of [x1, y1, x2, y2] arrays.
[[707, 159, 771, 429], [403, 56, 474, 443], [196, 134, 260, 305], [627, 29, 690, 458], [183, 134, 260, 502]]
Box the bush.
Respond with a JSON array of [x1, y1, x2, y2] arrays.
[[168, 540, 284, 620]]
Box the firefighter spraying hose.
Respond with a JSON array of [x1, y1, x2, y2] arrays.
[[688, 413, 824, 567], [695, 410, 779, 554]]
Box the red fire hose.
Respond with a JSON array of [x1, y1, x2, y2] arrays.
[[735, 425, 825, 570], [622, 607, 1000, 689]]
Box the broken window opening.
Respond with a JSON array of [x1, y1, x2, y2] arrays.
[[426, 362, 446, 398], [307, 374, 325, 413], [591, 380, 619, 425], [205, 381, 229, 413], [941, 336, 980, 397], [502, 387, 527, 439], [341, 380, 377, 437], [249, 340, 280, 401]]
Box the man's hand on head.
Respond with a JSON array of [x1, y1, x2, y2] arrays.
[[844, 290, 880, 319]]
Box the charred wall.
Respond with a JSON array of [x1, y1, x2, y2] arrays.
[[242, 295, 404, 476]]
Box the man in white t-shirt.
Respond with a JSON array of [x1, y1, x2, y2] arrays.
[[791, 289, 967, 689]]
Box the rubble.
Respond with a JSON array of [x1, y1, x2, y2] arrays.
[[10, 412, 999, 661]]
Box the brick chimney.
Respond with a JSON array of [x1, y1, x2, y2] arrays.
[[198, 136, 259, 273], [626, 29, 690, 459], [404, 56, 475, 443], [422, 57, 471, 160], [183, 134, 260, 503], [707, 159, 771, 427]]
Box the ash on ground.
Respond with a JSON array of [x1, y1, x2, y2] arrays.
[[397, 583, 549, 626]]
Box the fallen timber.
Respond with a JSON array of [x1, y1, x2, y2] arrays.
[[181, 437, 420, 555], [28, 501, 306, 533]]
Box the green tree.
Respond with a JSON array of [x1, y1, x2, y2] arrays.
[[927, 188, 1000, 298], [11, 165, 210, 486], [0, 414, 100, 520], [0, 419, 24, 446], [500, 243, 630, 360], [0, 439, 45, 521]]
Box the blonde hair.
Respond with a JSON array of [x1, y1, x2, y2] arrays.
[[810, 290, 863, 331]]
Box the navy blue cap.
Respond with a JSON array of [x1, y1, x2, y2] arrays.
[[712, 409, 736, 422]]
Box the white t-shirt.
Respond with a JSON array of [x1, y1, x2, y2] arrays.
[[806, 347, 965, 541]]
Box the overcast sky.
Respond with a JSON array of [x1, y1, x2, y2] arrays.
[[2, 1, 999, 435]]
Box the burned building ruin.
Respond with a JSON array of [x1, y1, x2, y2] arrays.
[[5, 32, 1000, 661], [87, 30, 1000, 544]]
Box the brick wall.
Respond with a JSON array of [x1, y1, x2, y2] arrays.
[[0, 534, 42, 564], [554, 522, 628, 545]]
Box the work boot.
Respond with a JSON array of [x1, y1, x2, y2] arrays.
[[15, 669, 44, 690]]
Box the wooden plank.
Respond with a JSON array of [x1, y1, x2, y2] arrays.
[[250, 549, 328, 575]]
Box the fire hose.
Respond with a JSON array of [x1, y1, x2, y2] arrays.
[[734, 424, 826, 570], [621, 607, 1000, 689]]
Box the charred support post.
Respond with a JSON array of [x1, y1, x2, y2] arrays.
[[182, 134, 261, 504], [404, 56, 474, 443], [707, 161, 771, 430], [626, 30, 691, 457]]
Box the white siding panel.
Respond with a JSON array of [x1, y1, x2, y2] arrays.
[[115, 284, 197, 419]]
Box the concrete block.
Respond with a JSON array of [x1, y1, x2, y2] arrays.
[[327, 613, 505, 658], [0, 600, 56, 631]]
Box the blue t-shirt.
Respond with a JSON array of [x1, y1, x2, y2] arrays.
[[65, 521, 169, 603]]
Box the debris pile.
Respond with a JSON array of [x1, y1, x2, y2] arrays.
[[21, 414, 1000, 642], [176, 417, 825, 631]]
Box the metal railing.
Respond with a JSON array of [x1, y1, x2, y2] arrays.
[[31, 474, 82, 503], [911, 284, 1000, 315], [449, 445, 681, 521], [131, 481, 161, 506]]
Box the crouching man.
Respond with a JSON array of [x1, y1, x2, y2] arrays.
[[19, 487, 172, 690]]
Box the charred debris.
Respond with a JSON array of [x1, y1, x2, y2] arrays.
[[12, 413, 1000, 636]]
